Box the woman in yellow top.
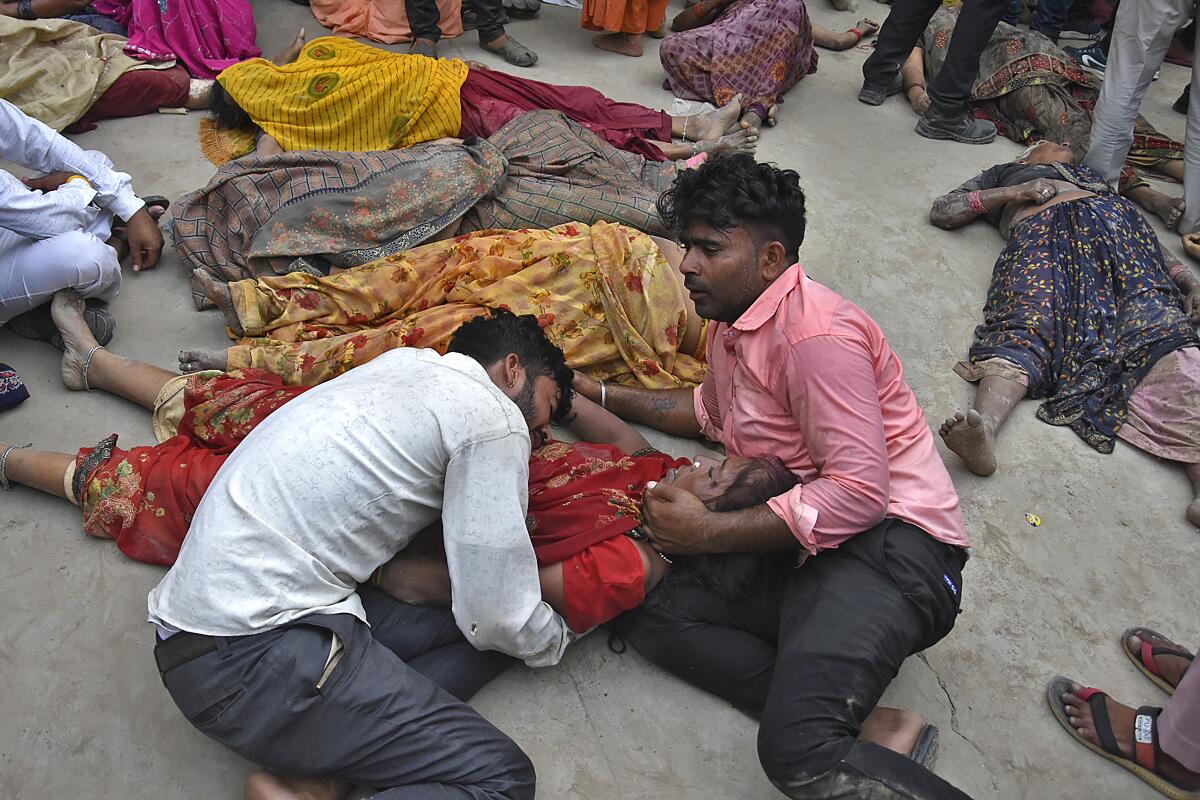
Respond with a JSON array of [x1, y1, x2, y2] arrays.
[[210, 34, 759, 162]]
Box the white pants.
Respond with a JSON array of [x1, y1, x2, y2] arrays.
[[1084, 0, 1200, 232], [0, 152, 123, 325]]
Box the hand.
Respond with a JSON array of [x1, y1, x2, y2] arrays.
[[907, 86, 930, 116], [572, 369, 601, 403], [464, 59, 490, 71], [123, 207, 164, 272], [1181, 232, 1200, 262], [641, 481, 715, 555], [1186, 287, 1200, 325], [1014, 179, 1058, 205], [22, 171, 77, 192]]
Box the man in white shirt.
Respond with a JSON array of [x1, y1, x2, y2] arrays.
[[0, 98, 163, 329], [149, 311, 574, 800]]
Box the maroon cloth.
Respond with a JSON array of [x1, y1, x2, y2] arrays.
[[458, 68, 672, 161], [68, 65, 190, 133]]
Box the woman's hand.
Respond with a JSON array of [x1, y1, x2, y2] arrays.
[[1186, 287, 1200, 325], [1181, 232, 1200, 262], [906, 86, 930, 115], [1013, 179, 1058, 205]]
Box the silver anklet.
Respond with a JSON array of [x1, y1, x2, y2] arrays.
[[81, 345, 102, 392], [681, 115, 689, 142], [0, 444, 29, 491]]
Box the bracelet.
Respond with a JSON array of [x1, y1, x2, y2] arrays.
[[17, 0, 35, 19], [907, 83, 927, 94], [66, 174, 92, 188], [0, 444, 28, 491], [849, 27, 864, 42], [967, 190, 987, 215], [681, 115, 689, 143], [1169, 262, 1188, 278], [599, 380, 608, 409]]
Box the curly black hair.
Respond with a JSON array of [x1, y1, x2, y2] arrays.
[[209, 81, 255, 132], [657, 153, 807, 263], [447, 309, 575, 423]]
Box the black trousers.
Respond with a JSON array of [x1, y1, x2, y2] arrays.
[[863, 0, 1006, 119], [405, 0, 507, 45], [157, 586, 522, 799], [630, 519, 974, 800]]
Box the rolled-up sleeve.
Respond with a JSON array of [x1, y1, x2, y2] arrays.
[[441, 432, 572, 667], [765, 334, 890, 554], [693, 374, 724, 443]]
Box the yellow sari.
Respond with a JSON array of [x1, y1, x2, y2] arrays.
[[216, 37, 467, 152], [226, 222, 706, 388]]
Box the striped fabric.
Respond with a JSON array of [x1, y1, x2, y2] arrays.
[[217, 37, 467, 153]]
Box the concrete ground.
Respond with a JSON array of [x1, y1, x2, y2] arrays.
[[3, 2, 1198, 798]]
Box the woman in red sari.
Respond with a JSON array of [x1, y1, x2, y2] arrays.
[[3, 290, 794, 631]]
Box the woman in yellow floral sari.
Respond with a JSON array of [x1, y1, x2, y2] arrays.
[[182, 221, 707, 388]]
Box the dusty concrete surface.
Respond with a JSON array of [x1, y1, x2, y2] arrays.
[[2, 3, 1198, 798]]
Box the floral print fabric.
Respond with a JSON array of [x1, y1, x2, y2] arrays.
[[225, 222, 707, 389]]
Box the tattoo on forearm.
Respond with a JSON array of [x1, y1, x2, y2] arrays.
[[651, 396, 679, 417]]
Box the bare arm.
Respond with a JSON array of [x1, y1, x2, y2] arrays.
[[564, 394, 651, 455], [670, 0, 734, 32], [1168, 237, 1200, 324], [0, 0, 89, 17], [573, 372, 701, 438], [930, 180, 1056, 230]]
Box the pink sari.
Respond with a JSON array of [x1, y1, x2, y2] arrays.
[[92, 0, 260, 79]]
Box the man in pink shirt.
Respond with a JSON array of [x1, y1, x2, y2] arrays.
[[575, 155, 974, 799]]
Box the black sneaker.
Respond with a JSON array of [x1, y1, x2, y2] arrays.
[[915, 112, 997, 144], [1064, 42, 1107, 75], [858, 73, 903, 106]]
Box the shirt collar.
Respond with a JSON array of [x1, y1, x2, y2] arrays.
[[731, 263, 806, 333]]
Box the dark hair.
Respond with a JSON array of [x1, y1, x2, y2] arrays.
[[209, 81, 255, 132], [447, 309, 574, 423], [657, 153, 807, 263], [680, 454, 799, 603]]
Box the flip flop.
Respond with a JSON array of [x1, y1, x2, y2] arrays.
[[1123, 628, 1194, 696], [1047, 676, 1200, 800], [908, 724, 939, 770], [409, 38, 438, 58], [6, 301, 115, 351], [481, 37, 537, 67]]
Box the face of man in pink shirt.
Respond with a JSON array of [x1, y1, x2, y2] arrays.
[[677, 222, 794, 325]]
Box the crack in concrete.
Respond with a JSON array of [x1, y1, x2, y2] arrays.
[[917, 653, 1001, 794]]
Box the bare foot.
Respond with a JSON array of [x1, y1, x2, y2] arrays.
[[1127, 632, 1193, 688], [701, 128, 758, 156], [740, 110, 764, 136], [193, 269, 243, 335], [178, 348, 228, 373], [1188, 495, 1200, 528], [409, 37, 438, 57], [1061, 684, 1200, 790], [51, 290, 100, 392], [592, 32, 644, 57], [688, 94, 744, 141], [831, 0, 857, 11], [245, 769, 350, 800], [765, 104, 779, 127], [273, 27, 307, 65], [939, 409, 997, 476], [647, 23, 667, 38], [858, 707, 930, 759]]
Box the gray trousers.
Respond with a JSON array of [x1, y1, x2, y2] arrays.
[[157, 586, 526, 799], [1084, 0, 1200, 232]]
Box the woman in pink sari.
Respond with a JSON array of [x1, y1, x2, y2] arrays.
[[92, 0, 260, 78]]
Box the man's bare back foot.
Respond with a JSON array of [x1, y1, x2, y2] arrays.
[[859, 707, 933, 761], [51, 290, 100, 392], [193, 269, 242, 335], [178, 348, 228, 373], [700, 128, 758, 156], [592, 32, 643, 57], [939, 409, 997, 476], [245, 770, 350, 800], [1061, 684, 1200, 790], [688, 94, 744, 141], [1126, 631, 1193, 688]]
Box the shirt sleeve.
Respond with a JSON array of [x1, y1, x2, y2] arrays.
[[0, 170, 101, 240], [693, 374, 724, 443], [441, 432, 572, 668], [0, 98, 144, 222], [765, 333, 891, 554]]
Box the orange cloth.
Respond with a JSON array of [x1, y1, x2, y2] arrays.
[[582, 0, 668, 34], [310, 0, 463, 44]]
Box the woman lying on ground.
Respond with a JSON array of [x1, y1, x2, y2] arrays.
[[661, 0, 879, 134], [0, 17, 212, 133], [931, 141, 1200, 527], [175, 110, 693, 309], [0, 0, 125, 33], [178, 221, 707, 390], [4, 290, 943, 800], [90, 0, 259, 78], [903, 5, 1187, 229], [207, 35, 756, 165]]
